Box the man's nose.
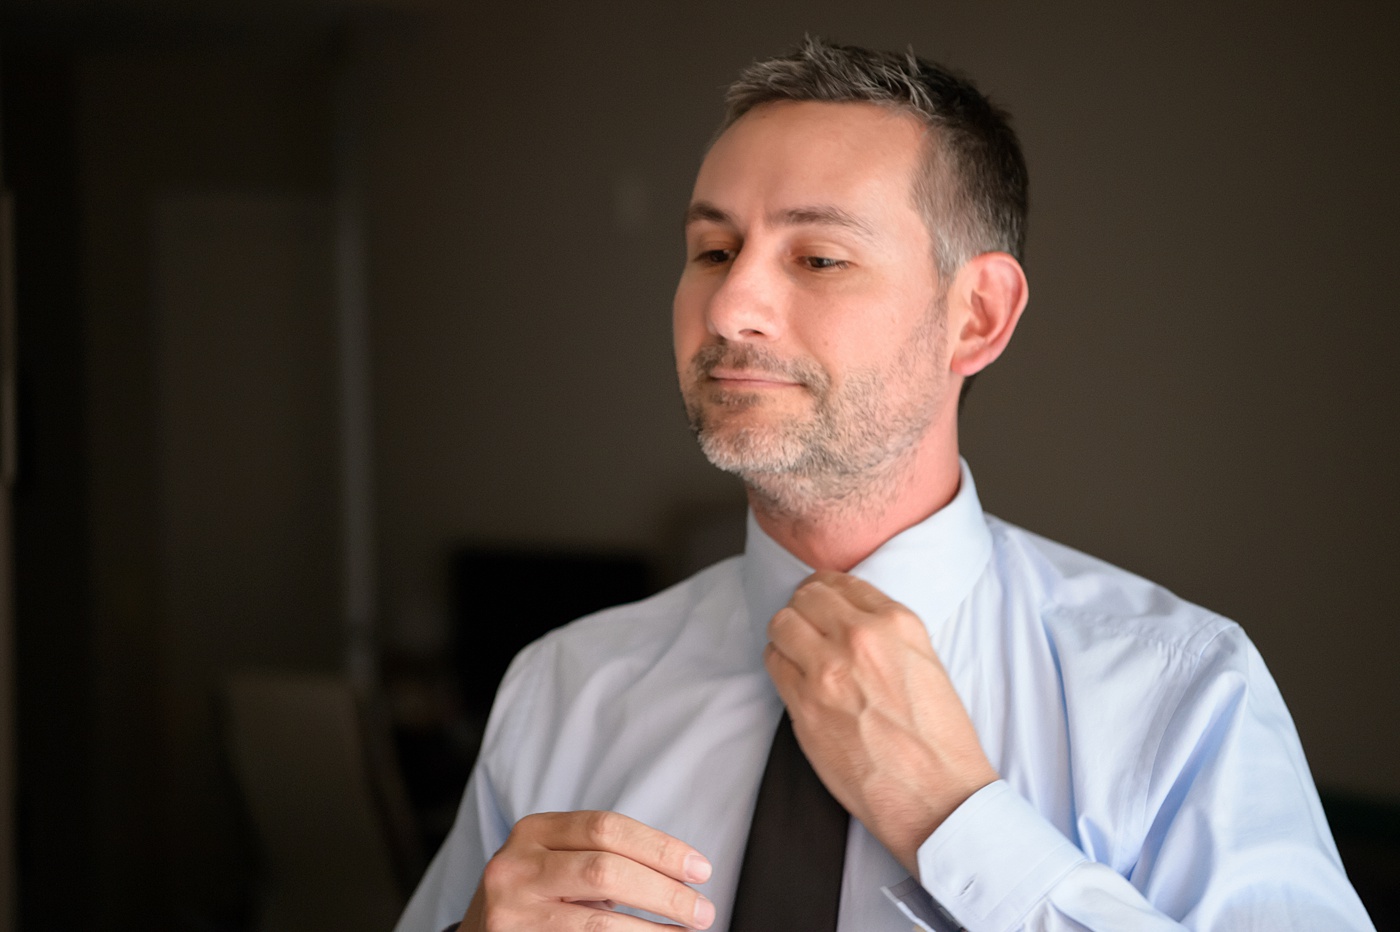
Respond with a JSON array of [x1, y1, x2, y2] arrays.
[[706, 251, 783, 342]]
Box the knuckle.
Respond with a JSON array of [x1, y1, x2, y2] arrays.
[[792, 583, 822, 610], [890, 609, 931, 645], [667, 882, 695, 921], [815, 658, 852, 695], [582, 851, 616, 890], [586, 809, 619, 844], [507, 811, 544, 844], [846, 623, 881, 659], [653, 833, 677, 871], [879, 603, 914, 630], [480, 852, 517, 892], [868, 602, 897, 625], [483, 849, 542, 900], [582, 911, 617, 932]]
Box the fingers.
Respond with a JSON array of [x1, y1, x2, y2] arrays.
[[790, 573, 895, 628], [766, 603, 825, 669], [808, 570, 895, 613], [534, 810, 711, 884], [779, 573, 932, 656], [547, 850, 712, 927], [766, 576, 870, 682], [477, 896, 699, 932], [476, 811, 715, 931], [772, 572, 902, 644]]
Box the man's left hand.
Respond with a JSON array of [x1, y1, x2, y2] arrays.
[[764, 571, 999, 875]]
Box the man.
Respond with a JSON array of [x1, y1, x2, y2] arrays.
[[397, 38, 1373, 931]]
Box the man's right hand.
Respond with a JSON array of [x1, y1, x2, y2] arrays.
[[458, 810, 716, 931]]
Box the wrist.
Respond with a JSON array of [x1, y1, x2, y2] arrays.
[[887, 766, 1001, 875]]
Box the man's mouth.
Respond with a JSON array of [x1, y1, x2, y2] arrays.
[[687, 344, 826, 398], [705, 367, 802, 388]]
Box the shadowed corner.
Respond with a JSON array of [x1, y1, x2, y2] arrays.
[[1321, 790, 1400, 930]]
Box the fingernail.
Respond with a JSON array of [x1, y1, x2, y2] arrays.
[[693, 894, 715, 928], [684, 852, 712, 883]]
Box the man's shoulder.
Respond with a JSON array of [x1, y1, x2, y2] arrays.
[[984, 515, 1241, 665], [481, 554, 751, 774], [979, 517, 1278, 790]]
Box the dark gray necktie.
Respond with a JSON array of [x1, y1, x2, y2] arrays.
[[727, 711, 849, 931]]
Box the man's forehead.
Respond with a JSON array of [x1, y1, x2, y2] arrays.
[[684, 200, 880, 243], [687, 103, 929, 234], [701, 101, 925, 172]]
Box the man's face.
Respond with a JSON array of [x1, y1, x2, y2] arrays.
[[673, 101, 954, 501]]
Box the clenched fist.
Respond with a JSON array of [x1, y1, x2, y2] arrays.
[[764, 571, 999, 874]]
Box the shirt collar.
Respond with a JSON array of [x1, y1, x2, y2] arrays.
[[740, 459, 993, 644]]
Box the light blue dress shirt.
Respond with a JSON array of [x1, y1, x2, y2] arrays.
[[396, 464, 1373, 931]]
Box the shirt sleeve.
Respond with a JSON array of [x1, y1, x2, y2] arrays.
[[393, 642, 547, 932], [392, 764, 512, 932], [899, 782, 1181, 930], [896, 629, 1375, 932]]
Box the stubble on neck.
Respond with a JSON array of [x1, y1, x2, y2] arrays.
[[743, 428, 957, 572]]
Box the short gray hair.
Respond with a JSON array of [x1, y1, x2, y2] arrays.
[[721, 36, 1028, 279]]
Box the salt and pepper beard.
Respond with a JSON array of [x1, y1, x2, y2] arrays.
[[682, 297, 949, 519]]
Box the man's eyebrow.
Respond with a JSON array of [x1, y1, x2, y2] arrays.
[[772, 205, 877, 240], [684, 201, 732, 227], [682, 201, 876, 241]]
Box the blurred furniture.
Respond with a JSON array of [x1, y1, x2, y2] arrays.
[[222, 671, 423, 932]]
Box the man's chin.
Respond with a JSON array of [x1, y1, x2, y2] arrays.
[[696, 425, 806, 477]]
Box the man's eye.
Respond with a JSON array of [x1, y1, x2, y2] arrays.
[[803, 256, 848, 270], [696, 249, 733, 265]]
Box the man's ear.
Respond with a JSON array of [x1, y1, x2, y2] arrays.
[[947, 252, 1029, 378]]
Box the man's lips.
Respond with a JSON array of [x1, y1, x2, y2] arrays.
[[705, 368, 802, 388]]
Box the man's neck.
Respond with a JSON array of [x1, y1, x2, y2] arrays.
[[747, 440, 963, 572]]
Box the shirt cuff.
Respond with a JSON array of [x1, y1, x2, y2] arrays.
[[914, 780, 1086, 932], [884, 875, 968, 931]]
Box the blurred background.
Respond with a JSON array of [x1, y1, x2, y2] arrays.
[[1, 0, 1397, 929]]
